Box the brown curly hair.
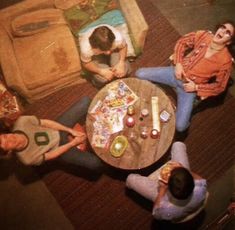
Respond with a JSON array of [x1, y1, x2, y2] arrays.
[[89, 26, 115, 51]]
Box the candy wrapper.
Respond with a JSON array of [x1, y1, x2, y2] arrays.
[[89, 80, 139, 148]]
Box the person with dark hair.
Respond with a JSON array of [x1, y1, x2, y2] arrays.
[[136, 20, 235, 132], [89, 26, 115, 51], [168, 167, 195, 200], [126, 142, 207, 221], [79, 24, 131, 88], [0, 96, 103, 171]]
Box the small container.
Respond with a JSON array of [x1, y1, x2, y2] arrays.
[[126, 116, 135, 127], [141, 108, 149, 117], [160, 110, 171, 122], [127, 105, 135, 116], [140, 126, 148, 139], [110, 135, 128, 157], [151, 129, 158, 139]]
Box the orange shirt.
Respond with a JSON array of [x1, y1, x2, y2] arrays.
[[173, 30, 233, 98]]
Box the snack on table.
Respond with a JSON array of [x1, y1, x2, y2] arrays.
[[110, 135, 128, 157]]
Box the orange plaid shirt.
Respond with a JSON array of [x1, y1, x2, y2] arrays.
[[173, 30, 233, 98]]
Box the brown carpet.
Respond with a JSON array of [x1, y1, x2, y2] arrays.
[[5, 0, 235, 229]]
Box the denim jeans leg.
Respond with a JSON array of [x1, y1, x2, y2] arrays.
[[57, 96, 91, 146], [136, 66, 197, 132], [55, 96, 103, 170], [175, 82, 196, 132], [58, 146, 103, 171], [135, 66, 177, 87], [56, 96, 91, 127]]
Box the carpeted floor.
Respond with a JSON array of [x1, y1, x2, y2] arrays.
[[1, 0, 235, 229]]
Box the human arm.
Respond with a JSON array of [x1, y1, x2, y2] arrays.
[[40, 119, 86, 140], [112, 44, 128, 78], [153, 182, 168, 207], [196, 62, 232, 98], [79, 29, 115, 81], [184, 63, 232, 99], [173, 31, 198, 80], [183, 77, 198, 92], [44, 136, 82, 161], [174, 31, 198, 64], [175, 63, 186, 80], [126, 174, 158, 202], [82, 61, 114, 81]]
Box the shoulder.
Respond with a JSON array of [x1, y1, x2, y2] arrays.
[[193, 30, 213, 42], [14, 115, 40, 126], [194, 179, 207, 196], [222, 48, 233, 64], [153, 179, 207, 220], [183, 30, 212, 40], [79, 33, 93, 62]]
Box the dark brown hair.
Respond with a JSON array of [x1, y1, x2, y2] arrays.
[[89, 26, 115, 51], [168, 167, 195, 200]]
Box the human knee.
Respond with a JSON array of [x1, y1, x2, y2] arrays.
[[135, 68, 146, 79], [171, 142, 186, 158], [176, 121, 188, 132], [86, 156, 104, 171], [80, 96, 91, 106], [126, 174, 140, 188]]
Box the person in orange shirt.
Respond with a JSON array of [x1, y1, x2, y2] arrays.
[[136, 20, 234, 132]]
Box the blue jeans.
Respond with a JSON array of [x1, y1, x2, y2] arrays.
[[136, 66, 196, 132], [56, 96, 103, 171]]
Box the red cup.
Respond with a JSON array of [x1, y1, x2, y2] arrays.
[[126, 116, 135, 127], [150, 129, 158, 139]]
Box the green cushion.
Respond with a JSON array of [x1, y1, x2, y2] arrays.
[[64, 0, 118, 36]]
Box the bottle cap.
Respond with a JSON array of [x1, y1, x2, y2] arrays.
[[141, 108, 149, 117], [151, 129, 158, 139]]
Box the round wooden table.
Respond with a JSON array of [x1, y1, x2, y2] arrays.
[[86, 78, 175, 170]]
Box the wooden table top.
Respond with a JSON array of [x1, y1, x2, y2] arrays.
[[86, 78, 175, 170]]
